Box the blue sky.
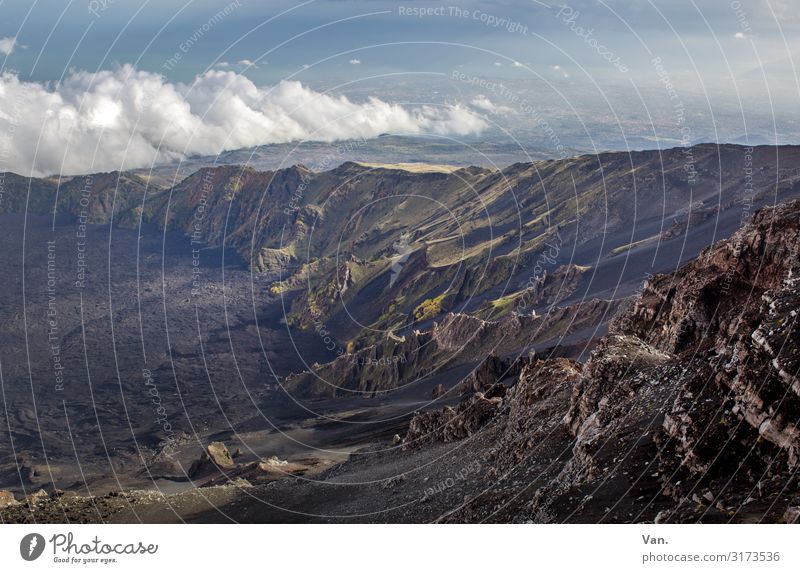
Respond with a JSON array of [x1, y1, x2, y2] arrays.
[[2, 0, 796, 91]]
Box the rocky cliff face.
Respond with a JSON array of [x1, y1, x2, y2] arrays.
[[0, 171, 155, 224], [613, 199, 800, 468], [283, 328, 437, 398], [135, 164, 312, 265], [6, 144, 800, 369], [615, 202, 799, 353], [407, 199, 800, 523], [284, 301, 612, 399]]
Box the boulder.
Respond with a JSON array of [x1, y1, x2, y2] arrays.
[[259, 456, 288, 470], [206, 442, 235, 468], [28, 489, 49, 503], [0, 490, 18, 508], [188, 441, 236, 478]]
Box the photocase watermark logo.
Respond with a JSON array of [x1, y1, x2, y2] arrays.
[[20, 533, 46, 561], [17, 532, 159, 565], [390, 233, 413, 287]]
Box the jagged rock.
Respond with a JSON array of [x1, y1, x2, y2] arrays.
[[431, 384, 446, 399], [404, 393, 503, 448], [0, 490, 18, 508], [259, 456, 288, 469], [435, 200, 800, 524], [615, 200, 800, 354], [564, 334, 671, 437], [785, 507, 800, 524], [188, 441, 236, 478], [460, 354, 529, 396], [515, 263, 587, 309], [431, 313, 489, 352], [432, 312, 537, 355], [206, 442, 235, 468], [285, 329, 434, 398], [382, 474, 406, 489], [491, 358, 582, 472], [554, 201, 800, 515], [28, 489, 49, 503], [631, 202, 800, 484]]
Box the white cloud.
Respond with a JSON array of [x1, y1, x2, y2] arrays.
[[512, 61, 524, 67], [215, 61, 230, 68], [494, 62, 503, 67], [0, 36, 16, 56], [0, 65, 488, 176], [236, 59, 257, 68], [734, 32, 746, 39], [470, 95, 513, 115], [349, 59, 361, 65]]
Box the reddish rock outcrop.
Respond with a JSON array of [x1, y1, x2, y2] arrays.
[[560, 200, 800, 517], [445, 200, 800, 523], [491, 359, 582, 471]]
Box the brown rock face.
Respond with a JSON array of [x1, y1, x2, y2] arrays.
[[284, 329, 435, 398], [404, 393, 503, 448], [564, 335, 671, 438], [615, 201, 800, 354], [441, 200, 800, 523], [491, 358, 582, 472], [561, 200, 800, 516], [206, 442, 236, 468], [560, 335, 671, 482], [188, 441, 237, 478], [613, 201, 800, 469], [460, 354, 527, 395]]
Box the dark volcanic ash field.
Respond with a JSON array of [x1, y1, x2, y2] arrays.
[[0, 212, 347, 493]]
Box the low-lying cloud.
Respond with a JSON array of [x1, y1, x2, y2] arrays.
[[0, 65, 487, 176]]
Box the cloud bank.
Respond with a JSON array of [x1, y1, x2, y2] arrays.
[[0, 65, 487, 176]]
